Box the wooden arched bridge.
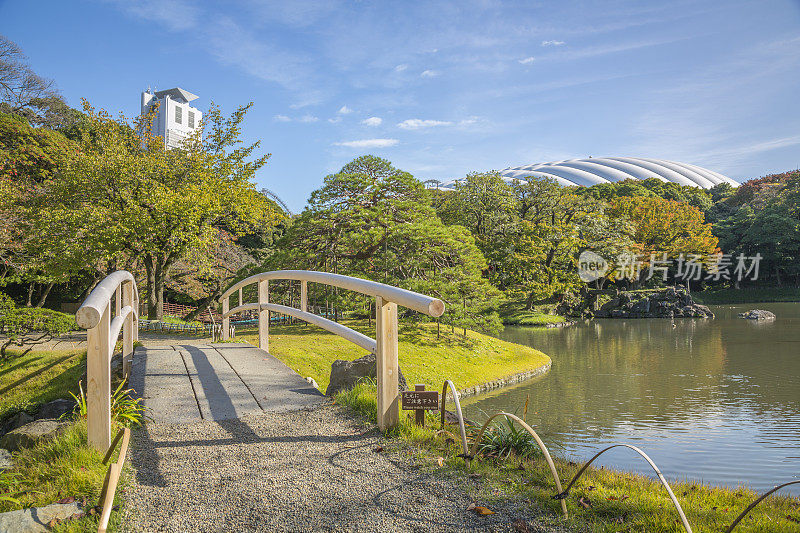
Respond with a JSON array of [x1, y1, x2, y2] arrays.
[[76, 269, 445, 451]]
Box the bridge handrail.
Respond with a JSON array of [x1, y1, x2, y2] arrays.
[[74, 270, 139, 451], [221, 270, 444, 317], [220, 269, 445, 430]]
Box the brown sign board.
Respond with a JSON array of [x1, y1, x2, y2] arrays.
[[401, 390, 439, 410]]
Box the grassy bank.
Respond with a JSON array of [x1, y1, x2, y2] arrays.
[[337, 382, 800, 532], [0, 349, 85, 420], [694, 287, 800, 305], [0, 349, 127, 531], [498, 301, 567, 326], [236, 321, 551, 393]]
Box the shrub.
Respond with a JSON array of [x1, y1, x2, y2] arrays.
[[0, 293, 77, 359]]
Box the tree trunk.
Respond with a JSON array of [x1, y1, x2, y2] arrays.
[[26, 282, 35, 307], [35, 281, 55, 308], [144, 256, 158, 320]]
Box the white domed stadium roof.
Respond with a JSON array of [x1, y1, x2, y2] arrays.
[[438, 157, 738, 190]]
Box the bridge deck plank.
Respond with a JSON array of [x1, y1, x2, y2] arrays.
[[131, 343, 324, 424]]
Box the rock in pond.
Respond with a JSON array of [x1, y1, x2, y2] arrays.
[[326, 353, 408, 396], [738, 309, 776, 320], [0, 419, 68, 452]]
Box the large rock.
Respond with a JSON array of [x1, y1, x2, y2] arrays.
[[326, 353, 408, 396], [0, 419, 68, 452], [34, 399, 74, 421], [0, 448, 12, 470], [0, 501, 84, 533], [1, 412, 34, 437], [738, 309, 776, 320]]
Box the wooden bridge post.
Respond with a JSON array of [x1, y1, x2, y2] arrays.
[[375, 296, 399, 431], [300, 280, 307, 313], [122, 281, 134, 379], [87, 302, 112, 451], [258, 280, 269, 351], [222, 297, 230, 341]]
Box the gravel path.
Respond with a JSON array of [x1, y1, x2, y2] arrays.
[[120, 403, 574, 532]]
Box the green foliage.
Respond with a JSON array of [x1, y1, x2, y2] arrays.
[[476, 416, 543, 459], [270, 155, 501, 334], [70, 379, 147, 427]]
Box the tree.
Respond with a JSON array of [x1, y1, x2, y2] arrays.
[[270, 156, 501, 334], [0, 112, 74, 301], [606, 196, 719, 283], [39, 100, 284, 319], [0, 35, 76, 129]]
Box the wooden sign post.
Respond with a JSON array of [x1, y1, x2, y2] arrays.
[[401, 384, 439, 427]]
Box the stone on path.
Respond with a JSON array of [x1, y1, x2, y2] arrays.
[[738, 309, 776, 320], [0, 419, 68, 452], [326, 353, 408, 396], [0, 501, 84, 533]]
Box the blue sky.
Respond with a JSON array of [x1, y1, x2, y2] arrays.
[[2, 0, 799, 210]]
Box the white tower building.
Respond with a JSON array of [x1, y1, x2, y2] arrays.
[[140, 87, 202, 149]]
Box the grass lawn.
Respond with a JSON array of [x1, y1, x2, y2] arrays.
[[0, 349, 85, 420], [497, 301, 567, 326], [337, 382, 800, 533], [235, 320, 551, 393], [694, 286, 800, 305]]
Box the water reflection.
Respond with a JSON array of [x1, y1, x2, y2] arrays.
[[462, 303, 800, 494]]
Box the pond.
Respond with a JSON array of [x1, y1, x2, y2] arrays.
[[461, 302, 800, 495]]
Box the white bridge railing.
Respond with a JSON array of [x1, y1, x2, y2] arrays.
[[221, 270, 445, 430], [75, 271, 139, 451]]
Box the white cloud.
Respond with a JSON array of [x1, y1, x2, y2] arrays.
[[398, 119, 452, 130], [362, 116, 383, 126], [420, 69, 440, 78], [518, 56, 536, 64], [273, 114, 291, 122], [338, 105, 353, 114], [299, 114, 319, 123], [328, 116, 342, 123], [334, 138, 399, 148], [394, 64, 408, 72], [541, 40, 565, 46]]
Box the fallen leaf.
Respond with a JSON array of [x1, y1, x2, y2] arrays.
[[512, 518, 530, 532], [620, 495, 629, 501], [437, 456, 444, 467], [56, 496, 75, 504], [373, 446, 384, 453], [607, 496, 618, 501], [466, 503, 476, 511], [469, 473, 481, 479], [578, 497, 592, 509], [474, 506, 495, 516]]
